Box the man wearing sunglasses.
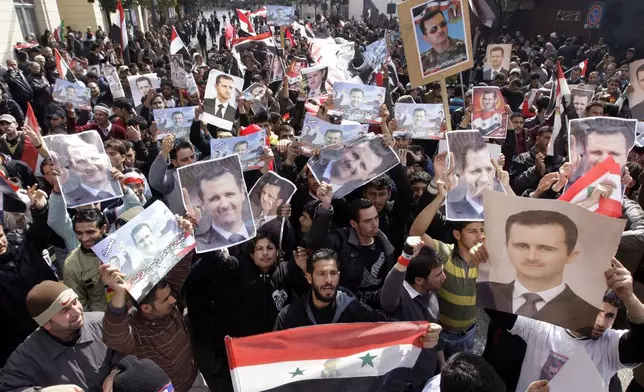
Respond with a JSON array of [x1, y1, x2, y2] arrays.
[[420, 9, 467, 74]]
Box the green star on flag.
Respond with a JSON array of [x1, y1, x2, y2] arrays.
[[289, 367, 305, 378], [359, 353, 377, 368]]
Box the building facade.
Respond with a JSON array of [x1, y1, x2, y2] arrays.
[[0, 0, 149, 63]]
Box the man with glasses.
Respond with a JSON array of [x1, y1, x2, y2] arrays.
[[419, 9, 466, 74]]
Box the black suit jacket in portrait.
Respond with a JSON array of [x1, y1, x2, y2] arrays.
[[477, 280, 599, 335], [483, 68, 508, 80], [203, 98, 236, 122], [445, 197, 483, 220], [195, 219, 256, 251], [65, 183, 118, 208]]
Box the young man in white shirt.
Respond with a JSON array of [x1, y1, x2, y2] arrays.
[[487, 258, 644, 392]]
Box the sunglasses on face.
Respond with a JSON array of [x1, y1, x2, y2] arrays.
[[429, 20, 447, 35]]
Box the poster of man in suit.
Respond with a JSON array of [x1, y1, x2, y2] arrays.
[[44, 130, 124, 208], [568, 117, 637, 184], [52, 79, 92, 111], [300, 113, 368, 148], [248, 171, 296, 242], [300, 65, 329, 99], [170, 54, 187, 89], [178, 155, 256, 253], [471, 86, 508, 139], [628, 59, 644, 120], [477, 191, 626, 334], [307, 134, 399, 198], [483, 44, 511, 80], [127, 73, 160, 111], [394, 102, 445, 139], [209, 131, 266, 171], [153, 106, 196, 139], [201, 70, 244, 130], [329, 81, 385, 124], [91, 201, 196, 301], [267, 5, 296, 26], [445, 130, 505, 221], [570, 87, 595, 119]]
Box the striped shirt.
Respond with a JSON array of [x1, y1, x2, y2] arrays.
[[103, 255, 197, 392], [434, 240, 478, 332]]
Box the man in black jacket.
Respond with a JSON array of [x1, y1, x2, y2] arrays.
[[0, 191, 59, 367], [362, 164, 413, 255], [307, 183, 396, 308], [274, 248, 390, 330], [3, 60, 33, 113]]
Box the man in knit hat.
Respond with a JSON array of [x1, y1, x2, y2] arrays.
[[0, 281, 120, 391], [103, 356, 173, 392], [67, 103, 127, 141]]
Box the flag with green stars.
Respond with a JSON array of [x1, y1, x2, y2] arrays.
[[225, 321, 428, 391]]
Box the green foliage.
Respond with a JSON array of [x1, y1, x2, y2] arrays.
[[98, 0, 177, 13]]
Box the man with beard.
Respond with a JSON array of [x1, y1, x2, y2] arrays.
[[306, 184, 396, 308], [274, 248, 392, 329], [0, 281, 120, 391]]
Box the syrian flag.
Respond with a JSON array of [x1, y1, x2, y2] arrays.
[[112, 0, 129, 63], [54, 49, 76, 82], [305, 22, 315, 38], [559, 156, 622, 218], [236, 9, 255, 35], [170, 26, 187, 55], [226, 322, 428, 392], [249, 6, 267, 18], [285, 28, 295, 47], [233, 32, 278, 55], [25, 102, 40, 135], [468, 0, 501, 29], [578, 59, 589, 77], [292, 22, 315, 39], [225, 24, 235, 49], [53, 20, 65, 42], [545, 62, 571, 156]]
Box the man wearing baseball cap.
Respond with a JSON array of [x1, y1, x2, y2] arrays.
[[0, 113, 39, 172], [0, 281, 120, 391]]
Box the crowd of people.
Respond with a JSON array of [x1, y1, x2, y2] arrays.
[[0, 4, 643, 392]]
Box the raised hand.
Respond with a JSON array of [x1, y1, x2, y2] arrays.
[[27, 184, 48, 210], [110, 168, 126, 192], [161, 135, 175, 158], [293, 247, 308, 273], [175, 214, 194, 236], [534, 172, 560, 197], [99, 264, 129, 293], [421, 323, 442, 349], [182, 187, 202, 223], [278, 203, 292, 218], [605, 258, 634, 301], [576, 180, 615, 209], [316, 182, 333, 208], [126, 125, 141, 142]]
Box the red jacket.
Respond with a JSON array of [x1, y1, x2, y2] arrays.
[[67, 117, 127, 141]]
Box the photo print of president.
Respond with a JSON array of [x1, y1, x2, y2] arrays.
[[248, 171, 296, 242], [477, 190, 626, 334], [178, 155, 256, 253], [43, 130, 124, 208], [445, 130, 505, 221]]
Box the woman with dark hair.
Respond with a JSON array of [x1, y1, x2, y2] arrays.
[[185, 230, 309, 389]]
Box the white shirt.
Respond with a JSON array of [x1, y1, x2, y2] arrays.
[[512, 280, 566, 313], [214, 98, 231, 117], [80, 182, 116, 197], [211, 222, 249, 242], [403, 281, 421, 300], [465, 195, 484, 215], [510, 317, 630, 392]]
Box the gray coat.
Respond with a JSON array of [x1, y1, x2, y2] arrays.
[[0, 312, 120, 392], [148, 153, 186, 215]]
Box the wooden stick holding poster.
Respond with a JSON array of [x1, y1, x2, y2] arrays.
[[280, 26, 286, 50], [440, 77, 452, 131], [397, 0, 474, 88]]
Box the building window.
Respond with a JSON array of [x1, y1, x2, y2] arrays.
[[14, 0, 39, 39]]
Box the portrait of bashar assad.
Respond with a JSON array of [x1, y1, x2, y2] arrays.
[[349, 88, 364, 108], [136, 76, 153, 97], [482, 90, 498, 111], [171, 112, 184, 127], [412, 108, 426, 127], [477, 209, 601, 332], [324, 129, 343, 146], [572, 93, 590, 118], [131, 222, 156, 256], [569, 117, 636, 181]]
